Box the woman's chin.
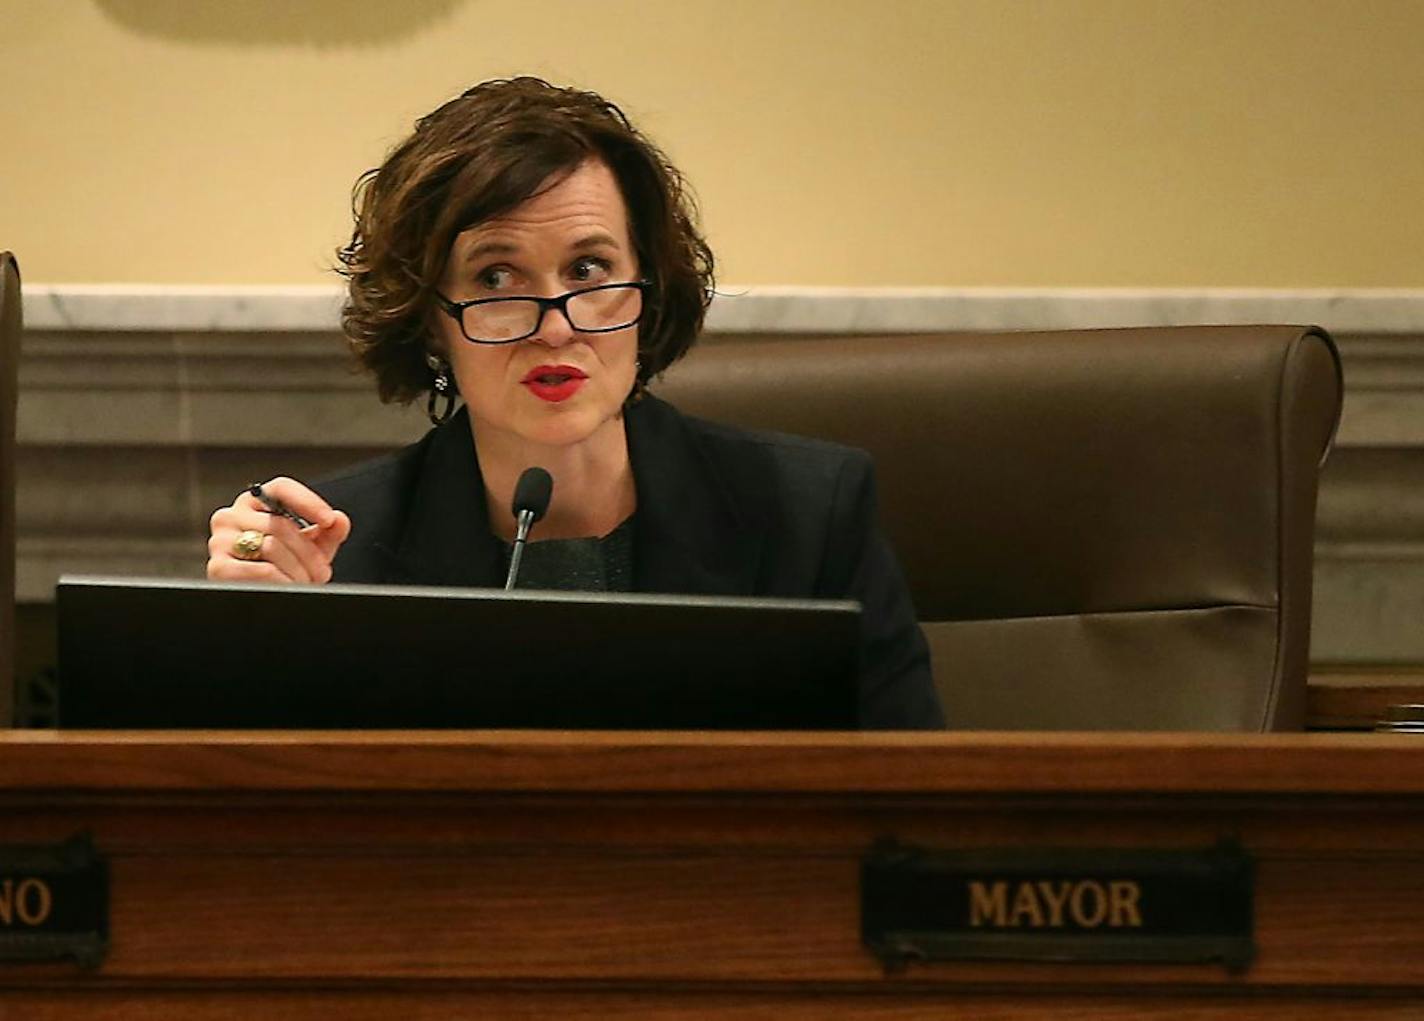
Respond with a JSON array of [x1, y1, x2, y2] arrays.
[[510, 409, 616, 451], [469, 386, 632, 452]]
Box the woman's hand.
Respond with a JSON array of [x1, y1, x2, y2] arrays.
[[207, 477, 352, 584]]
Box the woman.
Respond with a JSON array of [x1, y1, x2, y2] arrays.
[[207, 77, 943, 729]]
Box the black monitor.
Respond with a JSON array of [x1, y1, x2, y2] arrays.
[[55, 576, 860, 730]]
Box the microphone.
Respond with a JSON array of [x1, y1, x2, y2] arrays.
[[505, 467, 553, 590]]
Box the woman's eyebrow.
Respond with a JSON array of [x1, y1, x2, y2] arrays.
[[460, 232, 619, 264], [570, 231, 620, 251], [460, 238, 519, 263]]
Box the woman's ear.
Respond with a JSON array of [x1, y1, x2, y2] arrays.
[[423, 325, 450, 360], [422, 304, 449, 352]]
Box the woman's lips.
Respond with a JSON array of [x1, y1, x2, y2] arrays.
[[521, 364, 588, 403]]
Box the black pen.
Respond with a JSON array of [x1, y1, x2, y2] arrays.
[[248, 483, 314, 529]]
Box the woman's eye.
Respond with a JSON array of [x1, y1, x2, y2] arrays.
[[569, 257, 611, 284], [476, 266, 514, 290]]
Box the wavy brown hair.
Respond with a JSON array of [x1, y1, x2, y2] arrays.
[[336, 77, 715, 405]]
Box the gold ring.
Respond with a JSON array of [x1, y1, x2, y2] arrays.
[[232, 529, 266, 561]]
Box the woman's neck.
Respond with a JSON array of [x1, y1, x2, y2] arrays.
[[472, 417, 637, 542]]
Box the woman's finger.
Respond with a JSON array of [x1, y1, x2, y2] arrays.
[[264, 516, 332, 584], [214, 503, 336, 582], [209, 525, 315, 584], [258, 528, 322, 584], [207, 557, 285, 584], [247, 476, 341, 529], [210, 510, 327, 584], [209, 478, 346, 585], [309, 510, 352, 563], [207, 551, 293, 585]]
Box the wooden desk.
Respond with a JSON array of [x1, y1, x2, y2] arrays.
[[1, 731, 1423, 1018], [1309, 668, 1424, 730]]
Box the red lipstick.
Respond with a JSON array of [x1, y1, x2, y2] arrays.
[[521, 364, 588, 403]]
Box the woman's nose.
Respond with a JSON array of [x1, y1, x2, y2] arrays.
[[531, 304, 577, 347]]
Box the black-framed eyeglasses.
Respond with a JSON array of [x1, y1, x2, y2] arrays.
[[435, 281, 650, 345]]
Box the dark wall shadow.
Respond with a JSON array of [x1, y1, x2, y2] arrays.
[[95, 0, 464, 48]]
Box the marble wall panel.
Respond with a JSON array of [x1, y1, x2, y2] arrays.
[[1317, 449, 1424, 544]]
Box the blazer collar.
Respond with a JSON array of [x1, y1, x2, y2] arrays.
[[387, 397, 766, 595], [626, 396, 765, 596], [389, 407, 506, 588]]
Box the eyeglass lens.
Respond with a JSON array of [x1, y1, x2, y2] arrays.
[[463, 285, 643, 342]]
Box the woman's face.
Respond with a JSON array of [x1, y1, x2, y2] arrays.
[[435, 159, 641, 453]]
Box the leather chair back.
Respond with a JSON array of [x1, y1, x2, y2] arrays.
[[0, 253, 20, 726], [657, 326, 1342, 731]]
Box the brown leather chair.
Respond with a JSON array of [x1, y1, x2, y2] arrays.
[[0, 253, 20, 726], [657, 326, 1342, 731]]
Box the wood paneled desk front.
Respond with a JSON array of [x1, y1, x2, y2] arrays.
[[0, 731, 1422, 1019]]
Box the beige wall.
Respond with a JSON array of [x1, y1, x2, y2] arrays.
[[2, 0, 1421, 287]]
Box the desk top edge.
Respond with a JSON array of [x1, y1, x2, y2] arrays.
[[0, 730, 1420, 796]]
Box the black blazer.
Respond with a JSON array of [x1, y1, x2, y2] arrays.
[[316, 396, 944, 729]]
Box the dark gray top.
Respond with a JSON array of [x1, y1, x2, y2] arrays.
[[504, 516, 635, 592]]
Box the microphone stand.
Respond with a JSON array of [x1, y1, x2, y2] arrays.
[[505, 508, 537, 590]]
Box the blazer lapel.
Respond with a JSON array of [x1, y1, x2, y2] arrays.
[[387, 407, 506, 588], [627, 396, 765, 596]]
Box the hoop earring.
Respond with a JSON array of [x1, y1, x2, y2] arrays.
[[425, 354, 457, 425], [626, 358, 648, 407]]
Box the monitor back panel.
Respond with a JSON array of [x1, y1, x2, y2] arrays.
[[56, 577, 860, 730]]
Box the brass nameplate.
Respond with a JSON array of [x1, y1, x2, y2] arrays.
[[861, 842, 1253, 970], [0, 836, 108, 968]]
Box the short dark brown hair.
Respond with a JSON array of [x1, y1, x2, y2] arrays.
[[336, 77, 715, 405]]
